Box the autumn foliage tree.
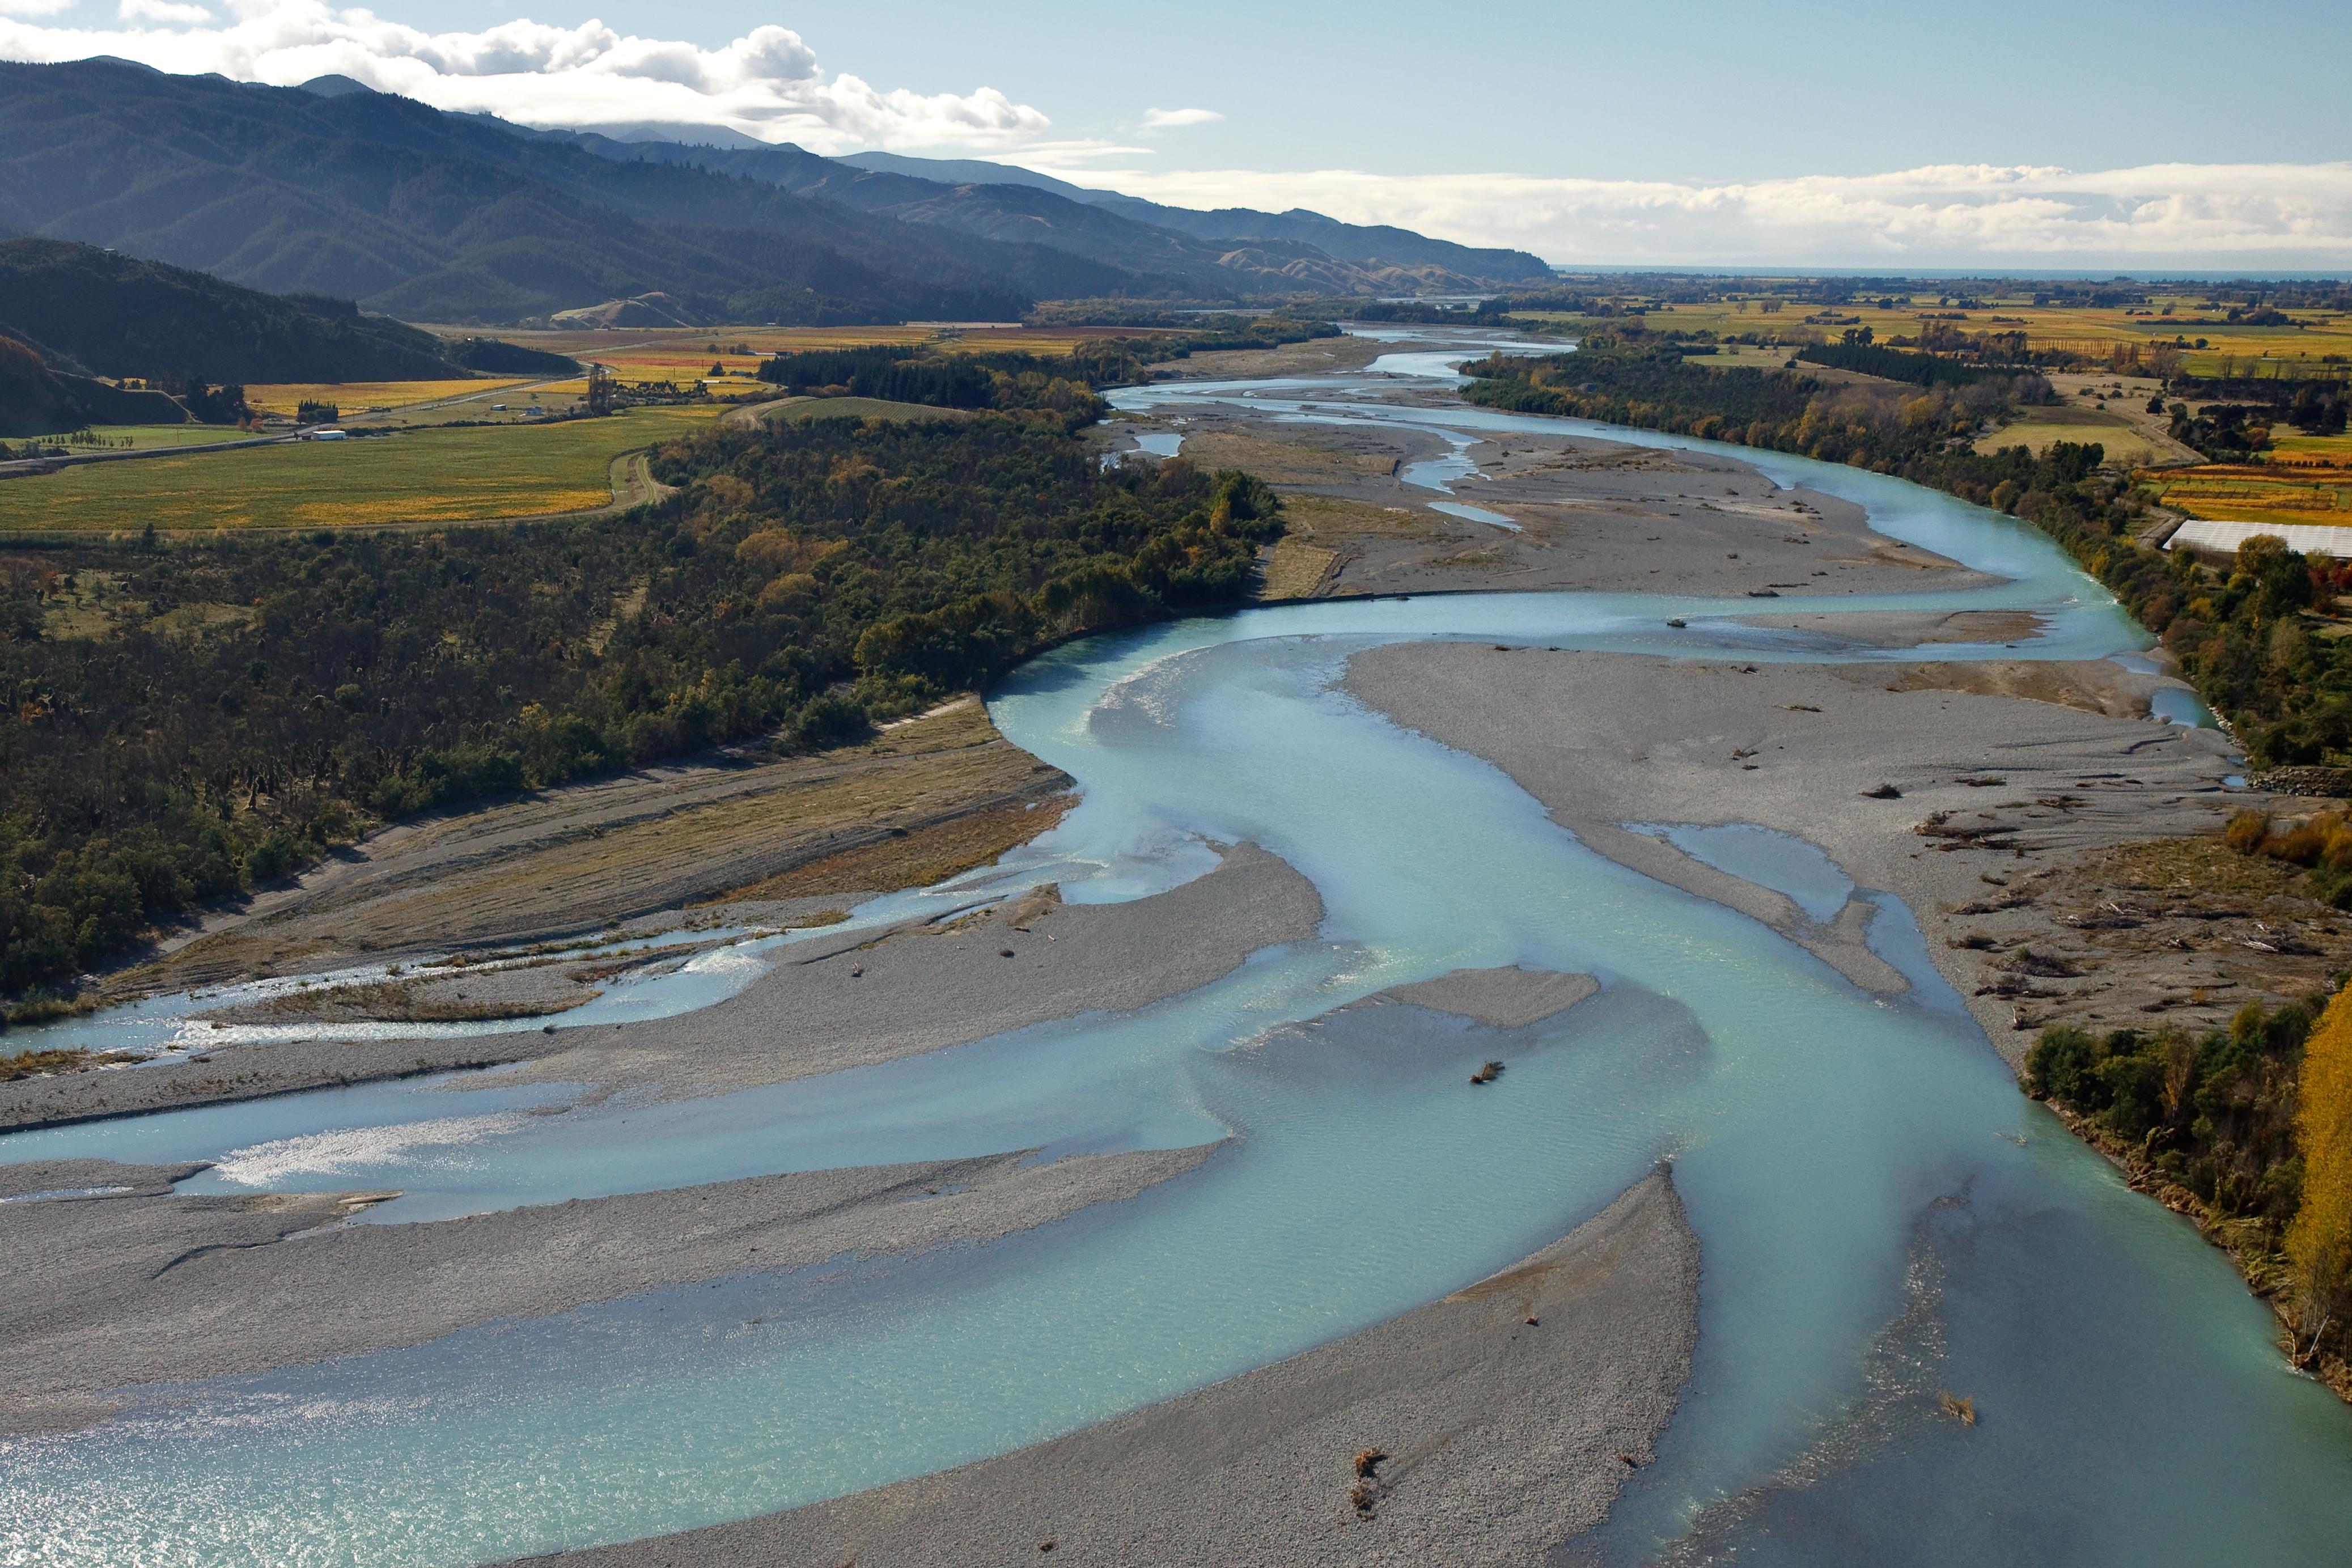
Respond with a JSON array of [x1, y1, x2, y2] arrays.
[[2289, 989, 2352, 1363]]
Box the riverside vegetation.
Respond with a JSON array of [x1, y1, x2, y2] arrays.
[[1460, 333, 2352, 1389], [2023, 994, 2350, 1391], [1462, 336, 2352, 770], [0, 400, 1278, 999]]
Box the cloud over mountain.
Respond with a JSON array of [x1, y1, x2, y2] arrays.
[[1141, 107, 1221, 129], [0, 2, 1051, 151], [1047, 160, 2352, 269], [1, 6, 2345, 267]]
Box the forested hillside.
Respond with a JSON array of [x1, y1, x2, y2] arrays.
[[833, 150, 1556, 282], [0, 239, 574, 385], [584, 138, 1537, 295], [0, 409, 1277, 995], [0, 337, 183, 439]]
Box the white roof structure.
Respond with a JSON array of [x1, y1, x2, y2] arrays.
[[2166, 518, 2352, 557]]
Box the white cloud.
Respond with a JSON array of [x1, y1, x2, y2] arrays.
[[0, 3, 1054, 152], [1034, 160, 2352, 268], [6, 7, 2345, 269], [118, 0, 213, 23]]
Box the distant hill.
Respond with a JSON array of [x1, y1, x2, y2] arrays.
[[836, 151, 1555, 284], [0, 238, 468, 383], [837, 151, 1097, 198], [575, 137, 1375, 296], [0, 239, 586, 435], [0, 335, 182, 439], [592, 139, 1549, 294]]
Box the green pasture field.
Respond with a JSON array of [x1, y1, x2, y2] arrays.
[[0, 405, 725, 533], [757, 396, 977, 424], [16, 423, 248, 452], [1972, 405, 2185, 469]]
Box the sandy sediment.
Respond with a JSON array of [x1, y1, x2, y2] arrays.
[[0, 1143, 1218, 1435], [1156, 333, 1392, 382], [1367, 965, 1599, 1029], [0, 843, 1323, 1131], [1735, 607, 2051, 648], [1150, 410, 1996, 601], [109, 700, 1063, 998], [499, 841, 1324, 1099], [511, 1171, 1698, 1568], [1337, 641, 2351, 1063], [190, 960, 605, 1026]]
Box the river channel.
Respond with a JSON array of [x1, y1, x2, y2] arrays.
[[3, 330, 2348, 1566]]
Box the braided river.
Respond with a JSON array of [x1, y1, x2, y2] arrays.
[[5, 332, 2349, 1565]]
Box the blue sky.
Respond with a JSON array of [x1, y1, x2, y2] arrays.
[[185, 0, 2349, 181], [6, 1, 2349, 266]]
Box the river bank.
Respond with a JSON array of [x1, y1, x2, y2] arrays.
[[0, 841, 1320, 1130], [511, 1172, 1697, 1568], [0, 842, 1322, 1426], [1, 1143, 1217, 1438], [98, 698, 1063, 1002], [1342, 639, 2346, 1059]]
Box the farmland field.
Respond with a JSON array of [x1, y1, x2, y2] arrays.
[[1973, 404, 2196, 468], [755, 396, 976, 424], [241, 379, 529, 417], [0, 405, 725, 533], [16, 423, 246, 451], [1511, 293, 2352, 380], [2151, 433, 2352, 528]]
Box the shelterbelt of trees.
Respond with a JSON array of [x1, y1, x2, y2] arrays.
[[0, 409, 1279, 999], [757, 317, 1341, 407], [1461, 335, 2352, 771]]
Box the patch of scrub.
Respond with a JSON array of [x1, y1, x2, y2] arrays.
[[1624, 822, 1855, 923]]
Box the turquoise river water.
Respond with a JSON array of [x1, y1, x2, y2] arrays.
[[1, 331, 2346, 1565]]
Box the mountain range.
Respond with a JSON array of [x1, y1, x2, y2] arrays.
[[835, 150, 1549, 282], [0, 58, 1548, 327]]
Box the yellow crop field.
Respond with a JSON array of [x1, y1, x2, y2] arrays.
[[0, 405, 726, 533], [243, 379, 527, 416], [2270, 432, 2352, 469], [2153, 463, 2352, 530], [1512, 293, 2352, 380]]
